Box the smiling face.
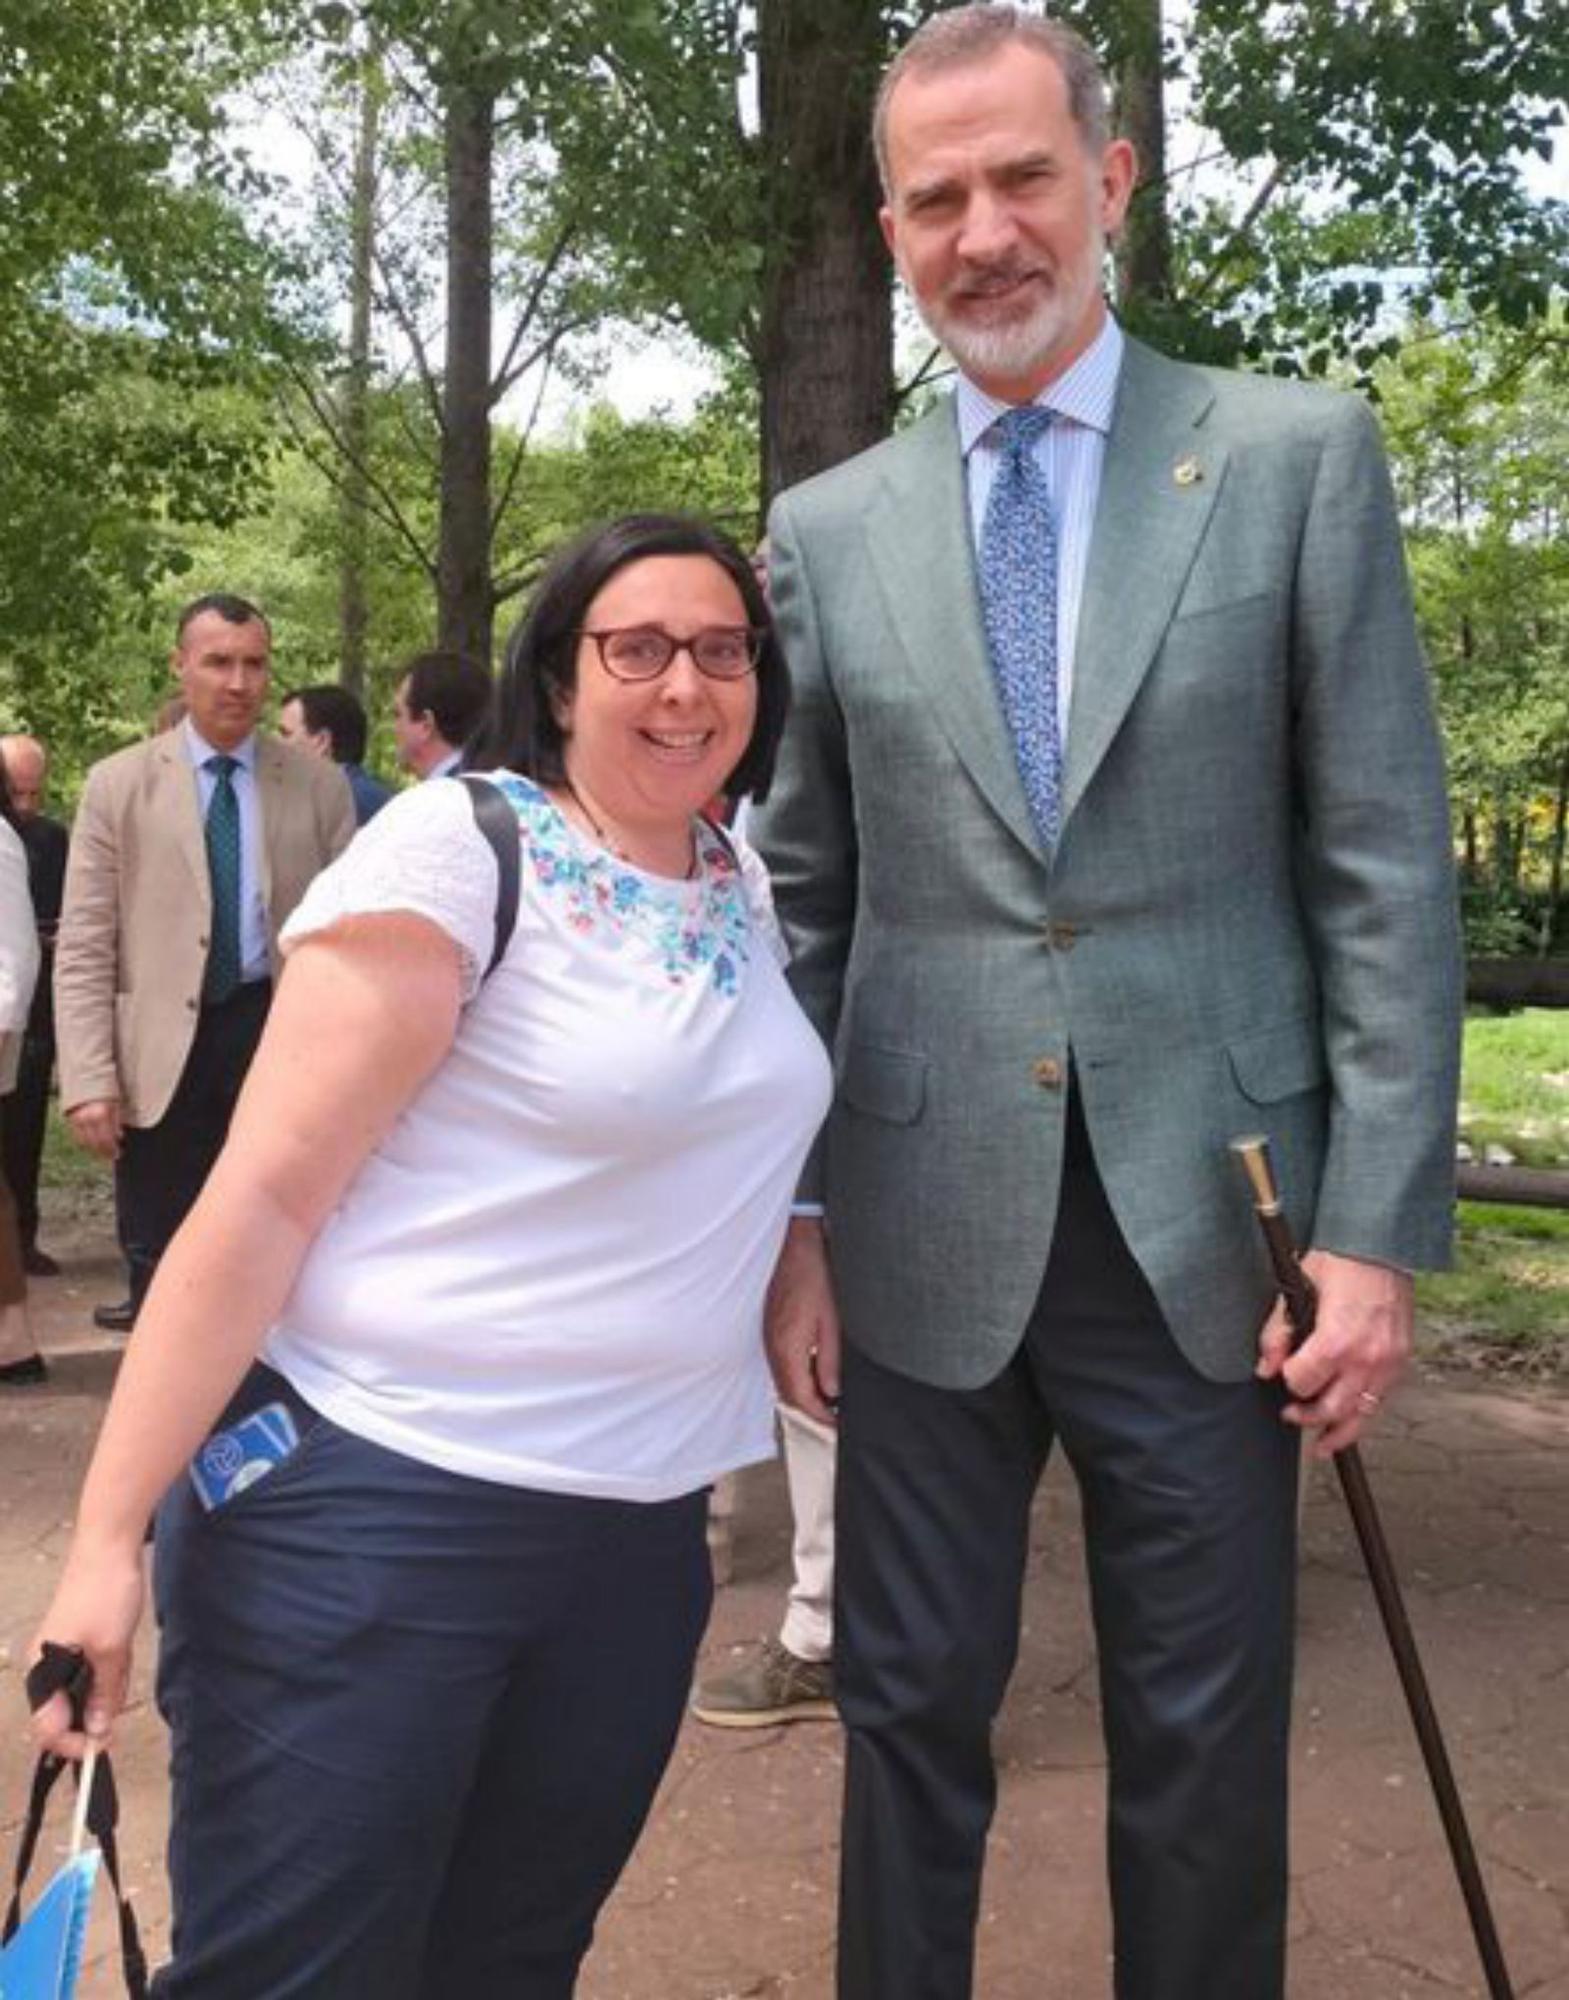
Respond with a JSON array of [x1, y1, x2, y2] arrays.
[[173, 611, 271, 752], [555, 555, 758, 837], [880, 40, 1135, 402]]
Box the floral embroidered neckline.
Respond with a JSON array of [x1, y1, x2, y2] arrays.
[[490, 772, 753, 998]]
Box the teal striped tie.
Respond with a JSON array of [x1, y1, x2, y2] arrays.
[[203, 754, 242, 1003]]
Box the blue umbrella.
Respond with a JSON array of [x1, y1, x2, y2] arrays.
[[0, 1850, 100, 2000], [0, 1749, 101, 2000], [11, 1650, 148, 2000]]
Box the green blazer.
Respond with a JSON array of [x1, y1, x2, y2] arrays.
[[754, 335, 1463, 1388]]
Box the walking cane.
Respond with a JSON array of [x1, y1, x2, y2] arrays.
[[1230, 1135, 1515, 2000]]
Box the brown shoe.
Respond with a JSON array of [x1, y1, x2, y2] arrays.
[[690, 1638, 835, 1729]]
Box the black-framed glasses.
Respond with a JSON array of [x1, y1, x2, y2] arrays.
[[577, 625, 764, 682]]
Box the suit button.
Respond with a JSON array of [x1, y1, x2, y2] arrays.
[[198, 935, 210, 949], [1032, 1057, 1064, 1090], [1047, 922, 1078, 952], [186, 997, 199, 1012]]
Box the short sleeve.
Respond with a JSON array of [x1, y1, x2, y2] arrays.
[[731, 829, 790, 968], [280, 780, 503, 1003]]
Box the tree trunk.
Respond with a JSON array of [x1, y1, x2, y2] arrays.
[[1491, 805, 1516, 892], [756, 0, 893, 510], [1112, 0, 1172, 311], [437, 77, 494, 663], [1542, 745, 1569, 956], [338, 48, 380, 696]]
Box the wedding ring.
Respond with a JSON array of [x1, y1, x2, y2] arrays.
[[1356, 1390, 1382, 1414]]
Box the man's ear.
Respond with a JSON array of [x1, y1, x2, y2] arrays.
[[1100, 137, 1138, 235]]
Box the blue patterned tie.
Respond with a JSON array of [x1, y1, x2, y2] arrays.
[[978, 405, 1061, 846], [203, 754, 242, 1003]]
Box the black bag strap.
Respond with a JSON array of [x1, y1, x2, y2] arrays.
[[460, 775, 521, 980], [5, 1643, 150, 1997]]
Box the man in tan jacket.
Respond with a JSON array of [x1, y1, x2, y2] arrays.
[[55, 594, 355, 1324]]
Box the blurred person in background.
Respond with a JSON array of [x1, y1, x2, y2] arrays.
[[391, 649, 493, 780], [0, 733, 69, 1276], [279, 683, 393, 827], [0, 760, 43, 1383]]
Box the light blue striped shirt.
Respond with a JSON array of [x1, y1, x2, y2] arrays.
[[956, 314, 1124, 742], [182, 720, 271, 985]]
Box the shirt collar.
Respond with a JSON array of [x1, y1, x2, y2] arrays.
[[181, 717, 258, 773], [957, 314, 1124, 459]]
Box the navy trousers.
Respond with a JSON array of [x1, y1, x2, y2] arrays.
[[835, 1097, 1301, 2000], [152, 1368, 712, 1998], [118, 980, 271, 1314]]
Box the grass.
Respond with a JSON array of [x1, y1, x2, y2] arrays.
[[1417, 1009, 1569, 1375], [40, 1101, 115, 1225], [1455, 1007, 1569, 1169]]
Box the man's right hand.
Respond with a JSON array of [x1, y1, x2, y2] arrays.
[[765, 1216, 842, 1426], [67, 1098, 123, 1161]]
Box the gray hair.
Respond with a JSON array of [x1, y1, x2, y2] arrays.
[[873, 6, 1111, 193]]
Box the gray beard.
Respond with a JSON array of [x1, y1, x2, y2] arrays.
[[910, 250, 1108, 391]]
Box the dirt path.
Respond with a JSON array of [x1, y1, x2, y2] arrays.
[[3, 1214, 1566, 1997]]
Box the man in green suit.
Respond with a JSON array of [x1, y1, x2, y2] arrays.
[[753, 9, 1462, 1997]]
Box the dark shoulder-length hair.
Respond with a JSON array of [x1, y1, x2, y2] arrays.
[[468, 513, 789, 803]]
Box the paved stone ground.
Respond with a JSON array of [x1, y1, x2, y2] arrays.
[[3, 1210, 1566, 1998]]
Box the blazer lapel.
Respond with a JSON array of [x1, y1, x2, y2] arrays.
[[864, 401, 1043, 863], [1062, 339, 1226, 827], [156, 736, 211, 906]]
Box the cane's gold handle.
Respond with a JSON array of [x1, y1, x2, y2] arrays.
[[1229, 1133, 1281, 1213]]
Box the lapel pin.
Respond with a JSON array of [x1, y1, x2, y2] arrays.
[[1173, 455, 1203, 488]]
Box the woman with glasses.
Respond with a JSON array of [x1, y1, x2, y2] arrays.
[[30, 513, 831, 1997]]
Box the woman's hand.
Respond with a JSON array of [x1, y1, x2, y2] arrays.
[[30, 1539, 148, 1759]]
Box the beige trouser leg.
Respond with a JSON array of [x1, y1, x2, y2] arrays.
[[779, 1404, 837, 1662]]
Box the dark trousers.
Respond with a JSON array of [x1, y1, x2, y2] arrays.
[[117, 981, 270, 1312], [1, 1030, 52, 1251], [835, 1100, 1300, 2000], [0, 1103, 24, 1305], [153, 1367, 713, 1998]]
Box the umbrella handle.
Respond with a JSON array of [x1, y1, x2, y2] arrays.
[[69, 1746, 98, 1860]]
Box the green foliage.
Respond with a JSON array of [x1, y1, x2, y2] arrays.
[[492, 395, 760, 605], [1169, 0, 1567, 371], [1378, 313, 1569, 954], [1417, 1009, 1569, 1367], [1065, 0, 1569, 372], [0, 0, 324, 732], [4, 386, 761, 796]]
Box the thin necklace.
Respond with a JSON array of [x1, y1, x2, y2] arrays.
[[560, 773, 698, 880]]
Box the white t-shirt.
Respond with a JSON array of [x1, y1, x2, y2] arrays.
[[263, 774, 832, 1503]]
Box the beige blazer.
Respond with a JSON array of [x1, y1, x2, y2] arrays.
[[55, 733, 357, 1127]]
